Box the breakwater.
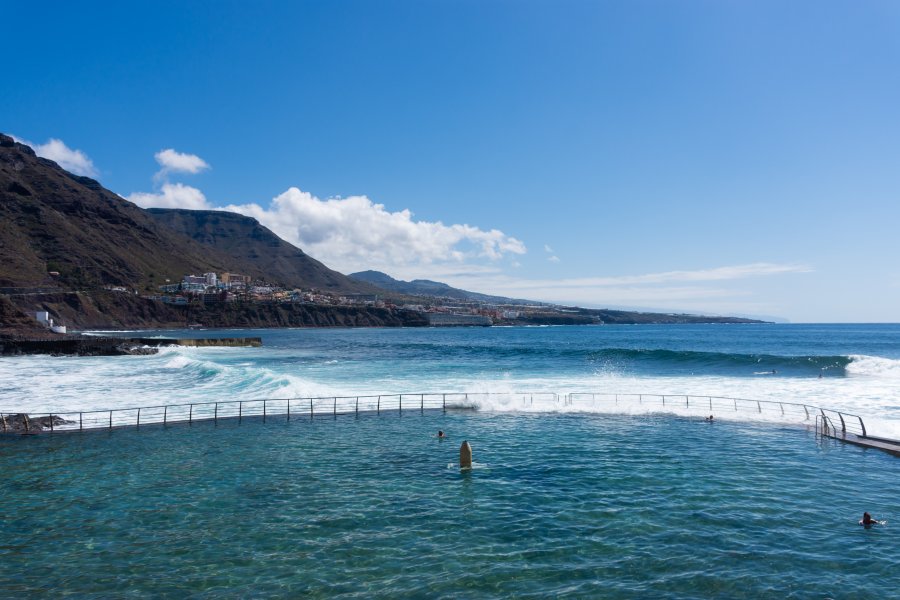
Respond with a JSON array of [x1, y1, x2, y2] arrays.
[[4, 391, 899, 458], [0, 336, 262, 356]]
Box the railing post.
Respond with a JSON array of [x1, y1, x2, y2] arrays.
[[109, 410, 112, 430], [838, 412, 846, 433], [421, 394, 424, 414], [685, 395, 689, 407], [859, 416, 867, 437], [49, 413, 54, 432], [239, 401, 242, 423], [804, 405, 809, 419], [399, 395, 402, 415], [136, 408, 140, 429], [780, 403, 784, 415], [757, 401, 761, 413], [442, 394, 446, 413], [334, 397, 337, 419], [709, 397, 712, 411], [310, 398, 314, 419], [287, 399, 291, 421], [377, 395, 381, 415], [24, 414, 30, 433], [1, 413, 6, 433], [734, 399, 737, 411], [355, 396, 359, 417], [214, 403, 218, 424], [189, 404, 193, 425], [79, 412, 83, 432], [263, 400, 267, 423], [662, 395, 665, 406], [164, 406, 168, 426], [639, 394, 642, 404]]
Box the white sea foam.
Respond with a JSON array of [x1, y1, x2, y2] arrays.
[[4, 342, 900, 440], [846, 355, 900, 378]]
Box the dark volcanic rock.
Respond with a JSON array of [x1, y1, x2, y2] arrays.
[[1, 413, 74, 433]]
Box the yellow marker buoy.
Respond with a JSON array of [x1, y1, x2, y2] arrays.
[[460, 440, 472, 469]]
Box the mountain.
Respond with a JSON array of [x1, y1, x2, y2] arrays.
[[0, 134, 224, 290], [145, 209, 377, 293], [350, 271, 765, 325], [0, 133, 372, 294], [349, 270, 533, 305]]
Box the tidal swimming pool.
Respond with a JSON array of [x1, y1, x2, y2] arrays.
[[1, 412, 897, 598]]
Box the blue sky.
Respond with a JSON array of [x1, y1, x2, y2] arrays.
[[4, 1, 899, 322]]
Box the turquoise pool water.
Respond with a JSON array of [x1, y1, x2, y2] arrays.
[[2, 411, 897, 598]]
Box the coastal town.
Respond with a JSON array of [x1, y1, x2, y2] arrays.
[[145, 270, 522, 326]]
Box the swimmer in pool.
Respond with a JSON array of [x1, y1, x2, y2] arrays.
[[861, 512, 882, 527], [705, 415, 714, 422], [437, 430, 445, 439]]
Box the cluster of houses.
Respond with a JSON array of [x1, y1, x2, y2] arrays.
[[141, 272, 540, 327], [149, 272, 383, 308]]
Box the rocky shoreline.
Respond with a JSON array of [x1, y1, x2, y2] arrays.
[[1, 413, 73, 433], [0, 335, 262, 356]]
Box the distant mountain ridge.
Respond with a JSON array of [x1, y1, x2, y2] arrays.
[[349, 270, 535, 305], [349, 270, 764, 324]]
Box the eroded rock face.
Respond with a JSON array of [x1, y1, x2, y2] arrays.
[[0, 413, 74, 433]]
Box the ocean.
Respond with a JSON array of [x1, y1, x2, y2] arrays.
[[2, 323, 899, 597]]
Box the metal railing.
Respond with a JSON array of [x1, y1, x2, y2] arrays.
[[815, 409, 867, 439], [0, 391, 869, 436], [0, 393, 473, 434]]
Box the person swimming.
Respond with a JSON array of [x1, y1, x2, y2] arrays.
[[705, 415, 714, 422], [860, 512, 882, 527], [437, 430, 445, 439]]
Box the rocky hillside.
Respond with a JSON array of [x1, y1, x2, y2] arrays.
[[0, 133, 379, 296], [350, 270, 532, 305], [14, 290, 427, 330], [0, 134, 228, 290], [146, 209, 377, 294]]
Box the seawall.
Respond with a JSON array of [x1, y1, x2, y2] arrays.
[[0, 336, 262, 356]]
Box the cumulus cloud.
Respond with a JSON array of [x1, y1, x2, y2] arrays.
[[13, 136, 98, 177], [544, 244, 554, 253], [127, 183, 211, 210], [154, 148, 209, 182], [548, 255, 561, 263], [223, 187, 526, 273]]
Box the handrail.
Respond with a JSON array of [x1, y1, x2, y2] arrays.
[[0, 392, 871, 436]]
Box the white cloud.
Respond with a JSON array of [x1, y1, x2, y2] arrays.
[[14, 136, 98, 177], [474, 263, 809, 290], [548, 255, 560, 263], [154, 148, 209, 179], [223, 187, 526, 273], [127, 183, 211, 210], [544, 244, 554, 253], [422, 262, 811, 314]]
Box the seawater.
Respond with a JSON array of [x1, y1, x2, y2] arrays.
[[4, 324, 900, 435], [2, 324, 900, 597]]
